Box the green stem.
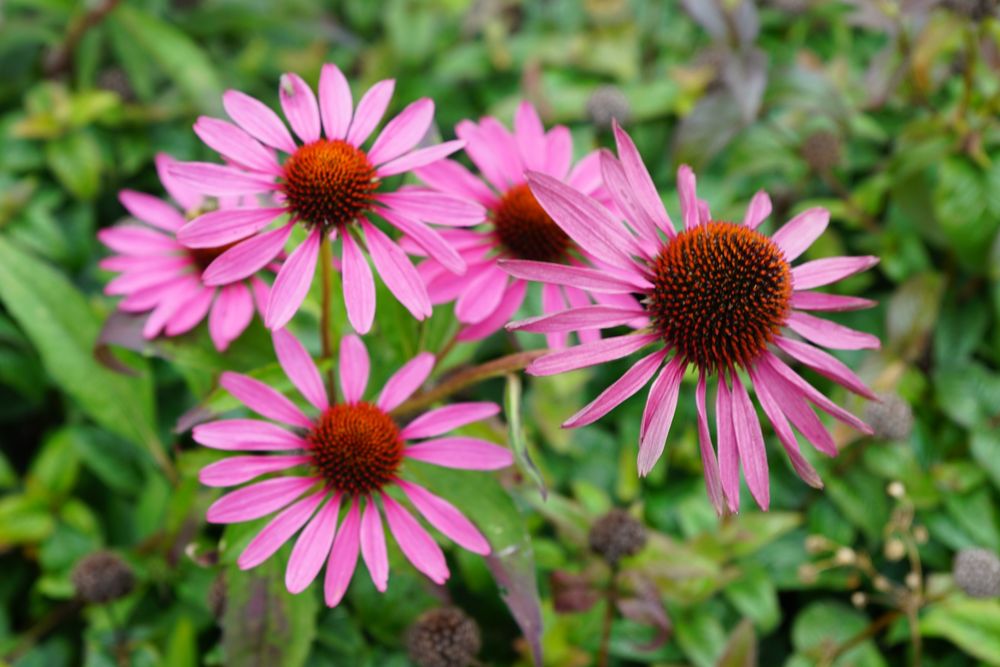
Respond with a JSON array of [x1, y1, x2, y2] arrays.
[[319, 232, 338, 403]]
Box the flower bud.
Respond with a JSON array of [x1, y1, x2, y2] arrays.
[[588, 509, 647, 566], [71, 551, 135, 604]]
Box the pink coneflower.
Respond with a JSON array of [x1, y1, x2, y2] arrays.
[[504, 123, 879, 513], [194, 330, 512, 605], [170, 63, 484, 334], [98, 153, 272, 351], [412, 102, 636, 346]]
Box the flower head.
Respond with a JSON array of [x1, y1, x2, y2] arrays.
[[193, 330, 512, 606], [504, 122, 880, 513], [98, 154, 272, 351], [171, 64, 485, 334], [411, 102, 637, 346]]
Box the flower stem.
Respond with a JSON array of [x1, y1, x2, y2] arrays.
[[319, 232, 338, 402], [597, 564, 619, 667]]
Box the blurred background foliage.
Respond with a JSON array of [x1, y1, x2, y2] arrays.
[[1, 0, 999, 665]]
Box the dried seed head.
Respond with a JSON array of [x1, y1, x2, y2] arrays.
[[800, 130, 842, 173], [406, 607, 482, 667], [953, 548, 1000, 598], [586, 84, 631, 129], [588, 509, 647, 566], [865, 393, 914, 441], [71, 551, 135, 604]]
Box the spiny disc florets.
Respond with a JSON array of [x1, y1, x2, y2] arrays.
[[282, 139, 378, 230], [647, 221, 792, 373], [307, 402, 403, 495], [493, 183, 571, 262]]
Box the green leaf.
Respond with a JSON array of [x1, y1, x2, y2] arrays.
[[715, 618, 757, 667], [505, 373, 547, 499], [723, 567, 780, 633], [791, 601, 887, 667], [163, 616, 197, 667], [0, 238, 161, 465], [25, 427, 81, 498], [971, 428, 1000, 491], [0, 494, 56, 546], [675, 604, 727, 667], [44, 130, 102, 200], [920, 598, 1000, 666]]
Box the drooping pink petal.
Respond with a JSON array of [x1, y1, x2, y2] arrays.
[[98, 225, 176, 256], [792, 255, 879, 290], [695, 374, 726, 515], [380, 209, 465, 275], [194, 116, 281, 174], [203, 222, 295, 286], [163, 286, 216, 336], [729, 373, 770, 510], [499, 259, 652, 293], [279, 73, 321, 144], [404, 437, 513, 469], [508, 304, 646, 334], [775, 337, 876, 399], [455, 264, 508, 324], [178, 208, 284, 248], [401, 402, 500, 440], [341, 230, 376, 334], [361, 220, 432, 319], [209, 282, 255, 351], [527, 333, 658, 377], [238, 491, 325, 569], [791, 291, 876, 312], [786, 311, 880, 350], [540, 283, 568, 350], [193, 419, 306, 451], [142, 279, 201, 338], [206, 476, 317, 523], [119, 190, 186, 231], [637, 358, 685, 476], [105, 262, 190, 295], [599, 151, 662, 250], [286, 493, 341, 593], [220, 371, 313, 428], [377, 189, 485, 227], [757, 361, 838, 456], [381, 495, 449, 584], [456, 278, 527, 342], [398, 481, 489, 555], [525, 171, 639, 270], [155, 153, 202, 211], [414, 159, 495, 207], [676, 165, 699, 231], [368, 98, 434, 166], [514, 101, 546, 171], [274, 327, 328, 411], [199, 454, 310, 487], [772, 208, 829, 262], [318, 63, 352, 140], [716, 376, 741, 513], [742, 190, 772, 229], [168, 161, 276, 196], [563, 349, 667, 428], [761, 352, 872, 435], [324, 499, 361, 607], [612, 122, 674, 237], [359, 498, 389, 592], [339, 334, 370, 404], [265, 227, 322, 329], [378, 352, 435, 412], [543, 125, 573, 180], [223, 89, 297, 154], [378, 140, 465, 178], [346, 79, 396, 146]]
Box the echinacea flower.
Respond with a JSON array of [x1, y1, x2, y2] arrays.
[[99, 154, 272, 351], [412, 102, 637, 346], [171, 63, 485, 334], [193, 329, 512, 605], [504, 122, 879, 513]]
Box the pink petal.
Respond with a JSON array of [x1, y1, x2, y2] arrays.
[[318, 63, 352, 140], [119, 190, 185, 231], [716, 377, 741, 513], [527, 333, 659, 377], [543, 125, 573, 180], [265, 227, 322, 329], [168, 161, 276, 196], [359, 498, 389, 591], [286, 493, 341, 593], [238, 491, 326, 569], [194, 116, 281, 174], [637, 358, 685, 476], [178, 208, 284, 248], [566, 151, 604, 197], [220, 371, 313, 428], [203, 222, 294, 286], [772, 208, 829, 262], [206, 476, 316, 523], [414, 159, 495, 207], [380, 209, 465, 275], [274, 327, 328, 411], [456, 278, 527, 343], [199, 454, 310, 487], [142, 280, 200, 338], [155, 153, 202, 211], [404, 437, 512, 470], [514, 101, 546, 171], [341, 230, 376, 334], [377, 189, 486, 227], [455, 264, 508, 324], [105, 262, 188, 295], [775, 336, 876, 399], [324, 499, 361, 607], [476, 117, 523, 185], [378, 140, 465, 178], [339, 334, 370, 404], [676, 165, 699, 231], [599, 151, 662, 250], [695, 373, 726, 515], [192, 419, 306, 451], [508, 304, 645, 334], [742, 190, 772, 229], [729, 373, 770, 510], [792, 256, 879, 290], [791, 291, 876, 312], [756, 361, 838, 457], [401, 402, 500, 440], [612, 122, 674, 237], [564, 349, 667, 428], [454, 121, 508, 191], [368, 98, 434, 166], [361, 220, 432, 319], [346, 79, 396, 146], [499, 259, 651, 293], [209, 282, 255, 351], [163, 286, 216, 336], [378, 352, 436, 412], [381, 495, 449, 584], [786, 311, 880, 350], [398, 480, 489, 555], [98, 225, 176, 256], [223, 89, 297, 153], [279, 73, 321, 144], [540, 283, 568, 350]]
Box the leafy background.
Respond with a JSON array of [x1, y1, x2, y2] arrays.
[[1, 0, 999, 665]]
